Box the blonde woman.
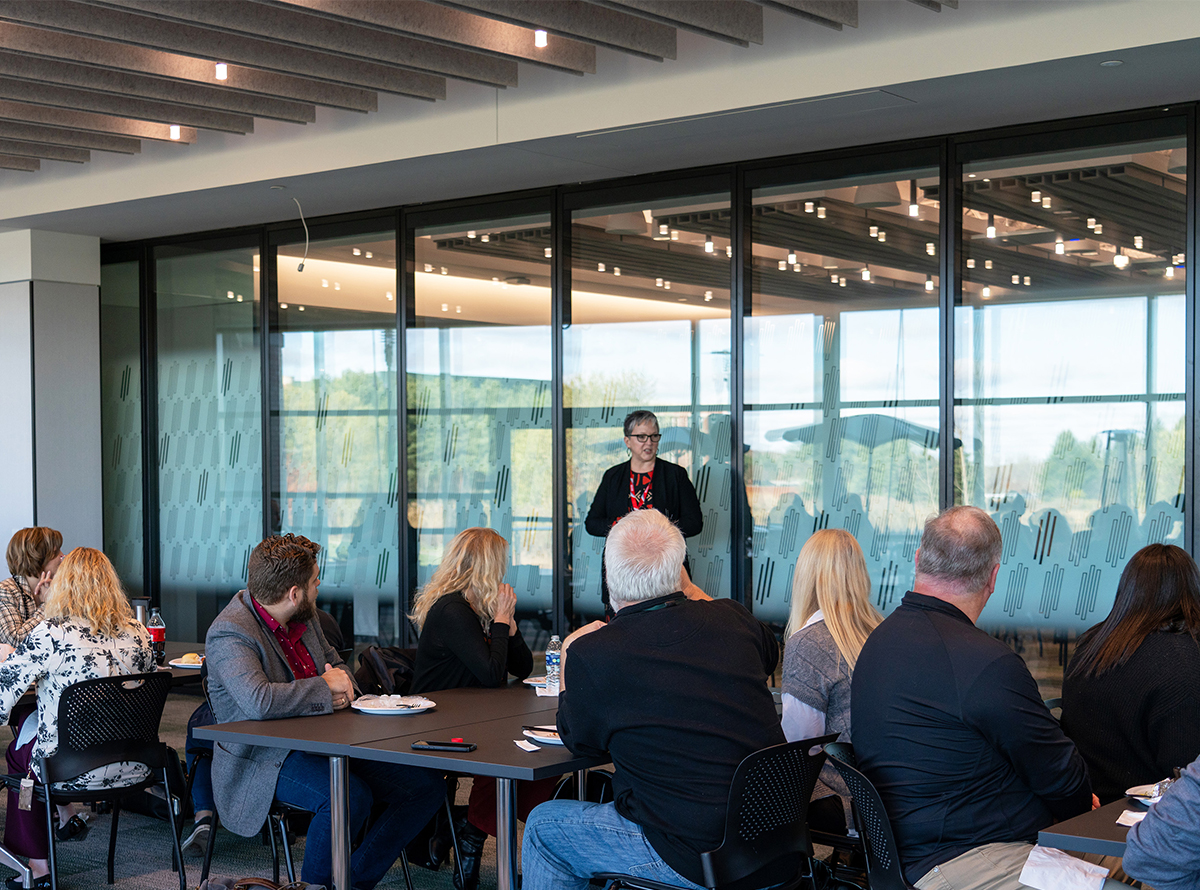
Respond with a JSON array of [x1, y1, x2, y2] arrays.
[[782, 528, 882, 832], [0, 548, 154, 888], [410, 528, 550, 890]]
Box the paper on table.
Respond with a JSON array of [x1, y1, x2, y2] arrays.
[[1019, 845, 1109, 890], [1117, 809, 1147, 827], [535, 686, 559, 697], [514, 739, 541, 752]]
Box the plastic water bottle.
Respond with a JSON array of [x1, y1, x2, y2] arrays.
[[147, 607, 167, 666], [545, 635, 562, 695]]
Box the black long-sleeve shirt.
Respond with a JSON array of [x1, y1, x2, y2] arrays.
[[852, 592, 1093, 885], [1062, 629, 1200, 803], [557, 593, 784, 885], [410, 592, 533, 694]]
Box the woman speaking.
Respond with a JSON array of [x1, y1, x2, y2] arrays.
[[585, 410, 703, 614]]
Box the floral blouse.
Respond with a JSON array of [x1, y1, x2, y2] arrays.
[[0, 617, 156, 789], [0, 576, 44, 648]]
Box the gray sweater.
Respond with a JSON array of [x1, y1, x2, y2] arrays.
[[782, 618, 852, 817], [1125, 753, 1200, 890]]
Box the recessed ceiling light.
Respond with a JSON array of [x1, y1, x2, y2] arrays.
[[215, 62, 228, 80], [534, 29, 548, 48], [353, 248, 361, 256], [1100, 59, 1123, 67], [169, 125, 180, 140]]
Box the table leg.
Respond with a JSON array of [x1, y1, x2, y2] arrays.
[[329, 755, 352, 890], [495, 777, 518, 890], [576, 769, 587, 801]]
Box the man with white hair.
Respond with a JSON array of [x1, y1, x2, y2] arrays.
[[521, 508, 783, 890], [852, 506, 1122, 890]]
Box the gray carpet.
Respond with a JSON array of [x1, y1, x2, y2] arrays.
[[0, 692, 504, 890]]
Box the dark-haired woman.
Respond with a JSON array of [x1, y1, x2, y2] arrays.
[[585, 410, 702, 615], [0, 528, 64, 652], [1062, 543, 1200, 803]]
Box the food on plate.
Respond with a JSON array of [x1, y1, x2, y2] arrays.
[[179, 652, 203, 665]]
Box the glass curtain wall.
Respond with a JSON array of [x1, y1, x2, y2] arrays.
[[271, 226, 398, 645], [955, 126, 1188, 664], [154, 241, 263, 641], [99, 259, 144, 595], [407, 209, 554, 642], [566, 188, 733, 620], [745, 156, 942, 626]]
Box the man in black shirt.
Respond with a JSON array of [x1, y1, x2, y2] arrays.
[[521, 509, 783, 890], [853, 506, 1119, 889]]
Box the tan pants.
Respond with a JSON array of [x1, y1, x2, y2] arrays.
[[914, 842, 1130, 890]]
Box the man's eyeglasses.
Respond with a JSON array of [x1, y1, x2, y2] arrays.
[[629, 434, 662, 444]]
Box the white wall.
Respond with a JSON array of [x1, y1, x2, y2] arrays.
[[32, 281, 103, 550], [0, 282, 34, 540]]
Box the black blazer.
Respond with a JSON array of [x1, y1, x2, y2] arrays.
[[584, 458, 703, 539]]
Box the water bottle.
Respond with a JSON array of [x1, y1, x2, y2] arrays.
[[147, 607, 167, 666], [545, 635, 562, 695]]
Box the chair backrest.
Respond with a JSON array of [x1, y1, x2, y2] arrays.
[[43, 671, 173, 786], [353, 646, 417, 695], [823, 743, 915, 890], [699, 733, 839, 889]]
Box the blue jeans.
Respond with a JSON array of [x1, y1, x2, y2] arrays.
[[185, 702, 215, 815], [274, 751, 444, 890], [522, 800, 706, 890]]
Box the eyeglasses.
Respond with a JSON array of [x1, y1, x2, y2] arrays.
[[629, 434, 662, 444]]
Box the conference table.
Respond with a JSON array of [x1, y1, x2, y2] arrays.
[[196, 682, 608, 890], [1038, 797, 1134, 857]]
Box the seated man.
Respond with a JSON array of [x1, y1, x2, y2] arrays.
[[1124, 752, 1200, 889], [852, 506, 1123, 890], [206, 533, 443, 890], [522, 509, 785, 890]]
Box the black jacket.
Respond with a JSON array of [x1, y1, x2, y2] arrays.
[[584, 458, 703, 539], [557, 593, 783, 884], [852, 592, 1092, 884]]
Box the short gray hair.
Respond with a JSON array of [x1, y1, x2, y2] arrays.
[[605, 509, 685, 606], [623, 410, 658, 437], [916, 506, 1002, 593]]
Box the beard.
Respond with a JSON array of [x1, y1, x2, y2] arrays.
[[292, 595, 317, 625]]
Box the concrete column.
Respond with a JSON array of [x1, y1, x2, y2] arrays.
[[0, 230, 102, 551]]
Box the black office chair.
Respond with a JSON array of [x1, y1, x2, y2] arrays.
[[1043, 697, 1063, 720], [598, 734, 839, 890], [823, 743, 916, 890], [2, 672, 186, 890]]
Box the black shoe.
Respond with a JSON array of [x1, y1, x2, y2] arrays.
[[6, 875, 52, 889], [452, 816, 488, 890], [181, 815, 212, 857], [55, 813, 89, 842]]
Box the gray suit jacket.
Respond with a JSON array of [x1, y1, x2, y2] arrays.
[[206, 589, 355, 837]]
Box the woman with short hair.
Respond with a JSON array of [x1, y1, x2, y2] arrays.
[[782, 528, 883, 831], [0, 547, 155, 888], [0, 527, 65, 650], [584, 410, 703, 616], [410, 527, 550, 890], [1062, 543, 1200, 803]]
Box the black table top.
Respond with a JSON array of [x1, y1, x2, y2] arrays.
[[1038, 798, 1135, 857], [352, 714, 606, 780], [195, 682, 562, 761]]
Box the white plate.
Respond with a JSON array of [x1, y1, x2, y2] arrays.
[[522, 727, 564, 746], [352, 695, 435, 716], [168, 658, 204, 669], [523, 676, 546, 687]]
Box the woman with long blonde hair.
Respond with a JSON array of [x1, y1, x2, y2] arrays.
[[409, 528, 549, 890], [782, 528, 882, 832], [0, 547, 154, 887]]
